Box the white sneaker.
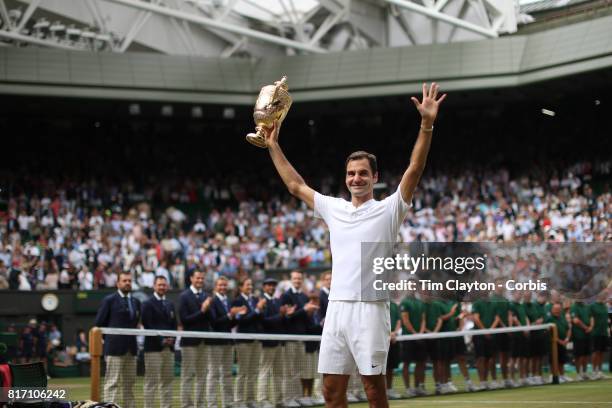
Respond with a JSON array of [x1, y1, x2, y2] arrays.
[[465, 381, 478, 392], [260, 402, 275, 408], [415, 386, 428, 397], [504, 379, 514, 388], [579, 373, 590, 381], [535, 376, 544, 385], [283, 399, 300, 408], [588, 372, 600, 380], [446, 382, 458, 392], [486, 381, 498, 390], [311, 396, 325, 405], [297, 397, 314, 407], [562, 375, 574, 383], [386, 389, 401, 400], [403, 388, 418, 398], [438, 384, 450, 395], [346, 393, 359, 403], [470, 382, 484, 391]]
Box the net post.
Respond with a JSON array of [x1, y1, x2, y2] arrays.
[[89, 327, 103, 401], [549, 324, 559, 384]]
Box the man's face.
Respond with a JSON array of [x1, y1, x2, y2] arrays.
[[513, 290, 522, 302], [345, 158, 377, 198], [216, 279, 228, 295], [117, 273, 132, 293], [551, 303, 561, 317], [291, 271, 303, 290], [190, 271, 204, 290], [241, 279, 253, 295], [322, 273, 331, 289], [263, 283, 276, 296], [154, 278, 168, 297]]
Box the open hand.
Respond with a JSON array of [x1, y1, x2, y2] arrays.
[[411, 82, 447, 124]]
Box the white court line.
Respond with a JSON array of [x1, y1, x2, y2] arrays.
[[395, 402, 612, 405]]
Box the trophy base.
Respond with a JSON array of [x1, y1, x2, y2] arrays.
[[246, 132, 268, 148]]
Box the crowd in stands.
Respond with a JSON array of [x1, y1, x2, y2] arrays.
[[0, 157, 609, 292]]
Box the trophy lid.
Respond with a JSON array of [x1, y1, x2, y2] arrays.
[[275, 76, 288, 89]]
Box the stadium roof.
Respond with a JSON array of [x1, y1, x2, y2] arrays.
[[0, 0, 604, 58], [519, 0, 593, 14]]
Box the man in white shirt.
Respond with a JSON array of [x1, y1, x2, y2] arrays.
[[265, 83, 446, 407]]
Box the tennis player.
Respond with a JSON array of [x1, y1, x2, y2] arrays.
[[265, 83, 446, 408]]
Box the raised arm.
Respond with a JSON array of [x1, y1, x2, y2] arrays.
[[400, 83, 447, 203], [266, 122, 315, 209]]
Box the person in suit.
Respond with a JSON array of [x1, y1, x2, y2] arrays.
[[281, 270, 318, 407], [232, 277, 266, 407], [178, 270, 212, 408], [207, 276, 245, 408], [318, 271, 331, 323], [303, 292, 323, 405], [142, 275, 177, 408], [95, 271, 141, 408], [257, 278, 287, 408]]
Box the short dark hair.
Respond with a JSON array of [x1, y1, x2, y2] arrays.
[[154, 275, 167, 284], [345, 151, 377, 174], [118, 271, 132, 279]]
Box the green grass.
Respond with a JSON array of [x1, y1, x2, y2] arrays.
[[379, 380, 612, 408], [49, 374, 612, 407]]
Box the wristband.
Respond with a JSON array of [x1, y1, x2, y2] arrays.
[[420, 125, 434, 132]]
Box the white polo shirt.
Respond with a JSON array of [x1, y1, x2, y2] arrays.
[[314, 186, 411, 301]]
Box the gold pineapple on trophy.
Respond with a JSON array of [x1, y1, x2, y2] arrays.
[[246, 76, 292, 148]]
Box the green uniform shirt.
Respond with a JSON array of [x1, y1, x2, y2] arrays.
[[390, 301, 400, 332], [400, 297, 424, 334], [528, 301, 547, 323], [511, 301, 528, 326], [547, 314, 569, 340], [472, 299, 496, 328], [424, 300, 444, 332], [590, 302, 609, 337], [545, 302, 553, 318], [442, 300, 460, 331], [492, 294, 511, 326], [570, 302, 592, 340]]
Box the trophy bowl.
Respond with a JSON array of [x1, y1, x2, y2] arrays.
[[246, 76, 292, 148]]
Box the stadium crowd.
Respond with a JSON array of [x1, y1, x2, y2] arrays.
[[0, 158, 609, 292]]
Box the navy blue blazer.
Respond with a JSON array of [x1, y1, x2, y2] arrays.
[[178, 289, 211, 347], [281, 289, 309, 335], [141, 295, 177, 352], [260, 295, 285, 348], [94, 292, 141, 356], [232, 294, 262, 343], [319, 288, 329, 320], [208, 295, 237, 345]]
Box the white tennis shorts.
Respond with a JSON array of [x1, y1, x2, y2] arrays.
[[318, 300, 390, 376]]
